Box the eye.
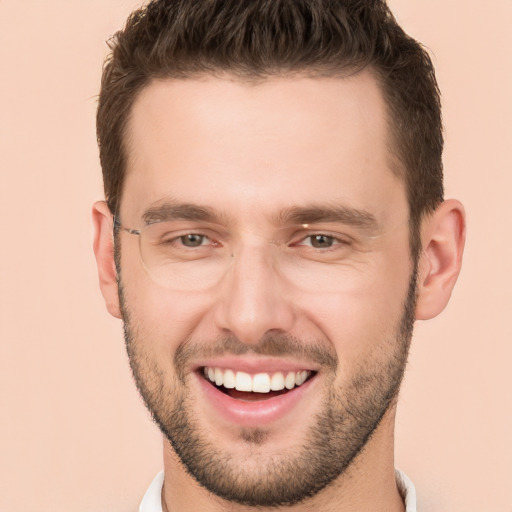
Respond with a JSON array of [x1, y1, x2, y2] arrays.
[[307, 234, 336, 248], [298, 234, 346, 249], [178, 233, 210, 247]]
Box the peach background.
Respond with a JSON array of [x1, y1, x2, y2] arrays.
[[0, 1, 511, 510]]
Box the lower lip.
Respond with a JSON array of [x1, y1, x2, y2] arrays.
[[196, 372, 316, 427]]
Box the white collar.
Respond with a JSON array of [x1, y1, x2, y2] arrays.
[[139, 469, 417, 512], [139, 470, 164, 512], [396, 468, 417, 512]]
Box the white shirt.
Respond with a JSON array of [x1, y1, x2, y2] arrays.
[[139, 468, 417, 511]]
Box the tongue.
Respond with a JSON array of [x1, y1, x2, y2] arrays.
[[227, 389, 289, 401]]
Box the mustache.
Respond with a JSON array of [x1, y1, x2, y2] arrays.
[[174, 332, 338, 380]]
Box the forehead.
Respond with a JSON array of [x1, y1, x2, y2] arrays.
[[122, 71, 404, 225]]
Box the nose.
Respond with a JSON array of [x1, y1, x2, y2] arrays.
[[213, 245, 296, 345]]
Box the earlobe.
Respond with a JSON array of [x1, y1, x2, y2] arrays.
[[415, 199, 466, 320], [92, 201, 122, 319]]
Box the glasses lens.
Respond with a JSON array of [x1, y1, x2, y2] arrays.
[[139, 222, 226, 291]]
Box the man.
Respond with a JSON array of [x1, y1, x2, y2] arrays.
[[92, 1, 465, 510]]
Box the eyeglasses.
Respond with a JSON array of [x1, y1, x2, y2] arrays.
[[114, 216, 235, 291], [113, 216, 369, 293]]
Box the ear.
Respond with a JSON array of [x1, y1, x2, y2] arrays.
[[415, 199, 466, 320], [92, 201, 122, 319]]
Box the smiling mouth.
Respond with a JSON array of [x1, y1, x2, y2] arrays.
[[201, 366, 316, 401]]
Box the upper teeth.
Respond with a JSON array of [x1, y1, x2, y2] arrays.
[[204, 367, 310, 393]]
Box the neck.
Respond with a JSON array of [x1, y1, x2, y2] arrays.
[[160, 408, 405, 512]]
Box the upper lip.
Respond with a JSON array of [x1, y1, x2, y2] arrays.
[[192, 356, 319, 374]]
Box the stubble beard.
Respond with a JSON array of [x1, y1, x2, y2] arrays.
[[118, 265, 417, 507]]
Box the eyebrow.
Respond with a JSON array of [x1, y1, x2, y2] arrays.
[[274, 204, 381, 234], [142, 201, 220, 226], [141, 200, 381, 234]]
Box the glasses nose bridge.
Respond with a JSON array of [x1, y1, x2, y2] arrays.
[[225, 237, 280, 286]]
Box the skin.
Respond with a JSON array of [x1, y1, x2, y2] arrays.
[[93, 70, 465, 511]]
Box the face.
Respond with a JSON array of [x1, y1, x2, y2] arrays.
[[117, 72, 416, 506]]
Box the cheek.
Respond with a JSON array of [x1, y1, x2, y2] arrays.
[[124, 287, 212, 352], [119, 247, 214, 356], [299, 250, 413, 370]]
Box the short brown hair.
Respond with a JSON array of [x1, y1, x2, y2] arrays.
[[97, 0, 444, 257]]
